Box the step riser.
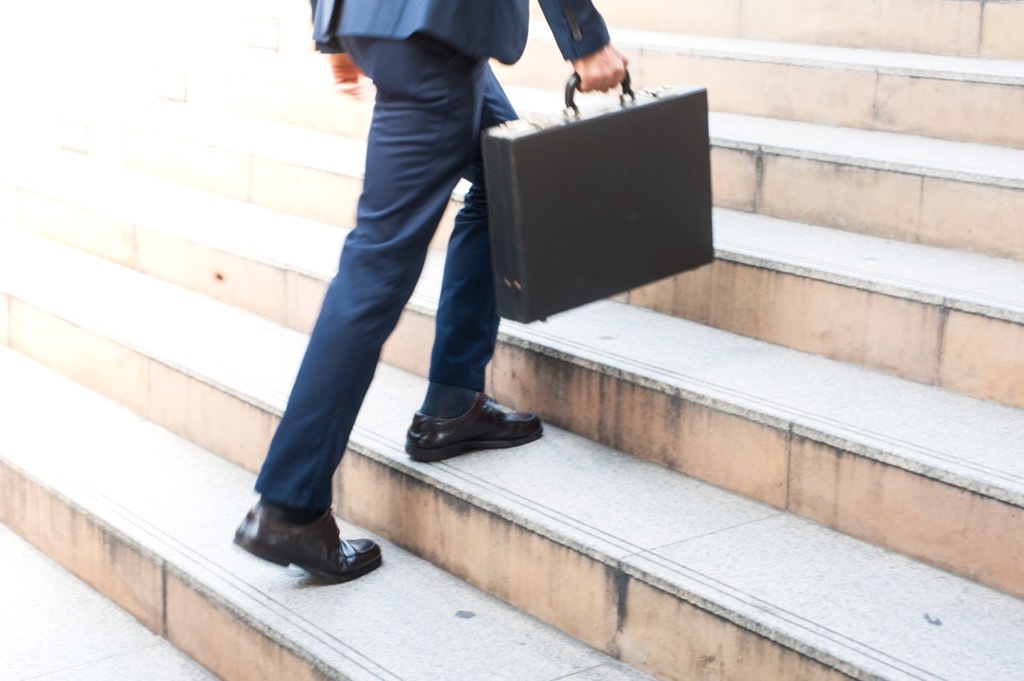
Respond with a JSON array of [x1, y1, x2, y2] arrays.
[[788, 435, 1024, 598], [12, 175, 1024, 411], [14, 189, 299, 327], [120, 130, 459, 249], [0, 463, 336, 681], [636, 264, 945, 385], [716, 147, 1024, 263], [6, 300, 276, 473], [629, 263, 1024, 411], [0, 462, 164, 636], [6, 291, 1024, 603], [500, 42, 1024, 149], [183, 66, 372, 140], [939, 313, 1024, 410], [125, 129, 358, 227], [488, 336, 789, 509], [543, 0, 1024, 60], [983, 2, 1024, 60]]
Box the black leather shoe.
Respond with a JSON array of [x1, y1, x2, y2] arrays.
[[233, 502, 382, 582], [406, 393, 543, 462]]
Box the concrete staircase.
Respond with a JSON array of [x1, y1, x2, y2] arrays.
[[2, 0, 1023, 679]]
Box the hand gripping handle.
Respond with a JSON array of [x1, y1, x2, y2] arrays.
[[564, 70, 635, 115]]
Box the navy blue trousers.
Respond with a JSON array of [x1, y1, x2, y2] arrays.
[[255, 35, 517, 509]]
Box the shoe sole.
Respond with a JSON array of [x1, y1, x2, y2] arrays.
[[405, 427, 543, 462], [233, 534, 383, 584]]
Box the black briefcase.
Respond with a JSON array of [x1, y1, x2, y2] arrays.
[[482, 76, 713, 323]]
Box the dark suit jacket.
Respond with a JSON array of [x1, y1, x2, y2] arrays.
[[311, 0, 610, 64]]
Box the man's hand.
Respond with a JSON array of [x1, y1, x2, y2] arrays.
[[570, 44, 629, 93], [329, 52, 373, 99]]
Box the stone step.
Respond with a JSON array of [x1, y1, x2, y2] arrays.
[[3, 228, 1023, 606], [495, 25, 1024, 149], [3, 239, 1024, 681], [0, 523, 215, 681], [4, 152, 1022, 411], [48, 95, 1024, 265], [571, 0, 1024, 60], [631, 212, 1024, 411], [0, 347, 651, 681]]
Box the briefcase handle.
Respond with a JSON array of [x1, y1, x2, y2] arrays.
[[564, 70, 636, 115]]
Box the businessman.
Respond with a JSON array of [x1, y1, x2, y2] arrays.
[[234, 0, 628, 582]]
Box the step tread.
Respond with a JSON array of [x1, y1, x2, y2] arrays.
[[3, 180, 1023, 505], [0, 524, 215, 681], [3, 237, 1024, 680], [527, 23, 1024, 85], [0, 346, 650, 681]]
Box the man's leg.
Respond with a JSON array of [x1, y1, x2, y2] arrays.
[[405, 67, 543, 462], [254, 36, 487, 509], [428, 66, 517, 393], [237, 36, 490, 580]]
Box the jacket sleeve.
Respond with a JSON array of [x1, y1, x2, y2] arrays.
[[310, 0, 345, 53], [536, 0, 611, 61]]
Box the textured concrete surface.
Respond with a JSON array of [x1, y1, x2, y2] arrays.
[[0, 525, 214, 681], [1, 0, 1022, 678], [3, 237, 1024, 678], [0, 345, 651, 681]]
